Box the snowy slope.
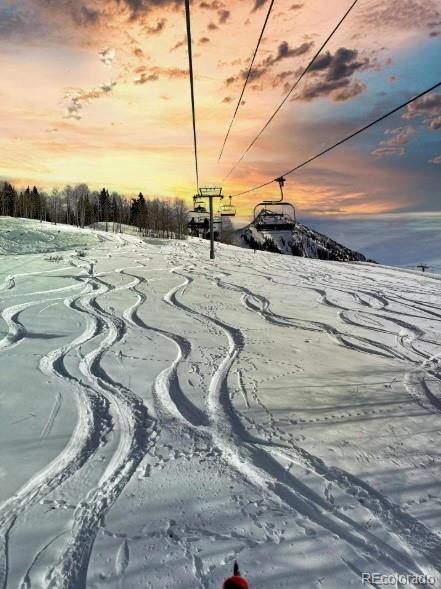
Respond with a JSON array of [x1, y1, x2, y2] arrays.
[[0, 217, 101, 256], [233, 219, 369, 262], [0, 218, 441, 589]]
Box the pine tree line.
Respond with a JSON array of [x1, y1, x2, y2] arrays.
[[0, 182, 188, 239]]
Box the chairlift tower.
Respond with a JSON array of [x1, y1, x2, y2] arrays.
[[198, 186, 224, 259], [417, 263, 429, 273]]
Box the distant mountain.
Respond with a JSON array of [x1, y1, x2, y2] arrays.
[[231, 210, 371, 262]]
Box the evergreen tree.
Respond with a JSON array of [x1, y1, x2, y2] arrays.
[[130, 197, 139, 227], [137, 192, 146, 233], [23, 187, 31, 218], [2, 183, 17, 217], [99, 188, 110, 231], [31, 186, 40, 220]]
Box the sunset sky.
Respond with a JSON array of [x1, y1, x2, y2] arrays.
[[0, 0, 440, 230]]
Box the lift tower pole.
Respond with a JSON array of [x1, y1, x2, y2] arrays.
[[209, 196, 215, 260], [199, 187, 223, 260]]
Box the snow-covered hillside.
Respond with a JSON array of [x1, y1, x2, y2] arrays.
[[1, 218, 441, 589], [234, 218, 369, 262], [0, 218, 102, 255]]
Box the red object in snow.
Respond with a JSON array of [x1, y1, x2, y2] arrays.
[[223, 562, 249, 589], [223, 575, 249, 589]]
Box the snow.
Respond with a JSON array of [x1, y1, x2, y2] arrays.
[[234, 219, 367, 262], [0, 218, 101, 256], [1, 217, 441, 589]]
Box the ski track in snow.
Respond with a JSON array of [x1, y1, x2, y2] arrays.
[[208, 266, 441, 416], [0, 262, 115, 587], [1, 229, 441, 588], [42, 256, 157, 588], [0, 245, 133, 585], [161, 267, 441, 581], [212, 280, 441, 569], [40, 392, 63, 439]]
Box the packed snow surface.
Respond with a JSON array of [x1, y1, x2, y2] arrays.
[[1, 218, 441, 589]]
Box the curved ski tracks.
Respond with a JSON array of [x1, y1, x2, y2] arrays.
[[0, 275, 114, 588], [2, 236, 441, 587], [157, 268, 441, 581], [44, 270, 157, 589]]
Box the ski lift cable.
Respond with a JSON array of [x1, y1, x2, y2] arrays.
[[229, 80, 441, 197], [218, 0, 276, 162], [184, 0, 200, 191], [223, 0, 360, 181]]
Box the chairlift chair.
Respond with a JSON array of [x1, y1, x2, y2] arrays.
[[219, 196, 236, 217], [187, 193, 222, 239], [192, 194, 207, 214], [188, 194, 209, 236], [253, 177, 296, 231]]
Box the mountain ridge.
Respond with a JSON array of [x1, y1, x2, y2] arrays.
[[231, 215, 373, 263]]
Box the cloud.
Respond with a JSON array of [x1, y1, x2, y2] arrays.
[[388, 75, 398, 83], [224, 65, 266, 88], [65, 102, 82, 120], [218, 57, 243, 67], [0, 4, 52, 41], [360, 0, 440, 32], [370, 94, 441, 163], [78, 4, 100, 24], [403, 92, 441, 121], [296, 47, 371, 102], [298, 78, 366, 101], [165, 67, 187, 79], [290, 3, 303, 9], [28, 0, 181, 31], [31, 0, 101, 27], [144, 18, 166, 35], [383, 126, 416, 146], [252, 0, 269, 11], [429, 117, 441, 130], [170, 38, 186, 51], [133, 65, 187, 84], [208, 21, 218, 30], [134, 72, 159, 84], [112, 0, 181, 19], [99, 47, 116, 66], [218, 9, 230, 24], [371, 126, 415, 157], [429, 155, 441, 164], [199, 1, 224, 9], [133, 47, 145, 57], [63, 81, 117, 119], [332, 80, 367, 101], [272, 69, 295, 87], [402, 92, 441, 138], [304, 213, 441, 268], [371, 142, 407, 159], [100, 81, 117, 92], [226, 41, 314, 90], [0, 5, 28, 38], [198, 36, 210, 45], [308, 47, 368, 80], [222, 96, 232, 103], [265, 41, 314, 66]]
